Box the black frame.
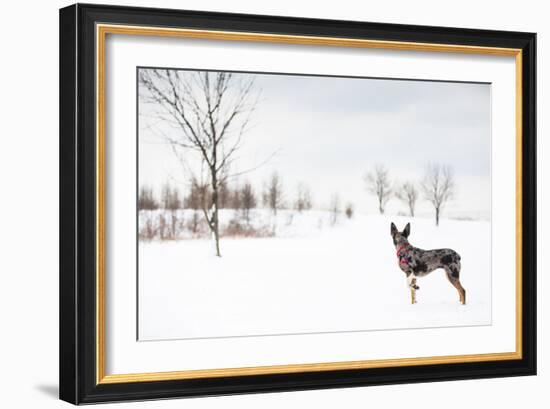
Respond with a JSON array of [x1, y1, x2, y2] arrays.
[[60, 3, 537, 404]]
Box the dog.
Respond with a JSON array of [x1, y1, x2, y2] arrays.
[[391, 222, 466, 305]]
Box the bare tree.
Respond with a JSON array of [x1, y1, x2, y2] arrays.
[[240, 181, 257, 223], [329, 193, 341, 226], [161, 183, 182, 239], [230, 180, 242, 210], [294, 182, 313, 212], [158, 213, 168, 240], [139, 69, 259, 256], [263, 172, 284, 215], [139, 215, 157, 241], [395, 181, 419, 217], [345, 203, 354, 219], [161, 183, 181, 210], [185, 180, 209, 234], [218, 180, 231, 209], [364, 165, 392, 214], [185, 180, 209, 211], [138, 185, 158, 211], [422, 164, 454, 226], [138, 186, 158, 240]]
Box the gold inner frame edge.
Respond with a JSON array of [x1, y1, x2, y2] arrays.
[[95, 23, 523, 385]]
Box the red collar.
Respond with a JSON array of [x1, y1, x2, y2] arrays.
[[396, 244, 411, 265]]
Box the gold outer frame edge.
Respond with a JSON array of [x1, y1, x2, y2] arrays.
[[96, 23, 523, 385], [100, 352, 518, 384]]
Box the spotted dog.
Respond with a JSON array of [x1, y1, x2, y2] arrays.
[[391, 222, 466, 305]]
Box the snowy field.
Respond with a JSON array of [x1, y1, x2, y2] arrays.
[[138, 211, 491, 341]]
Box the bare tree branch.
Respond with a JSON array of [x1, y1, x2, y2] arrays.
[[395, 181, 419, 217], [138, 69, 261, 256], [263, 172, 284, 215], [421, 164, 454, 226], [364, 165, 392, 214]]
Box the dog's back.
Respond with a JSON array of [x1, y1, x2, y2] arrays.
[[413, 247, 461, 277]]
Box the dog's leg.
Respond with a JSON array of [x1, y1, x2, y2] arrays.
[[453, 280, 466, 305], [445, 268, 466, 305], [407, 275, 417, 304], [407, 274, 419, 289]]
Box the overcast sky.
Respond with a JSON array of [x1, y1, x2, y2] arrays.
[[138, 70, 491, 220]]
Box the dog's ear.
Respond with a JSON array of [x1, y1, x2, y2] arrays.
[[391, 222, 397, 236], [403, 223, 411, 238]]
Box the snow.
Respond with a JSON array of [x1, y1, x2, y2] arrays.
[[138, 210, 491, 341]]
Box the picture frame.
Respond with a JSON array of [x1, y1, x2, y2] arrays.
[[59, 3, 536, 405]]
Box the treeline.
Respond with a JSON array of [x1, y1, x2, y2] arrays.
[[139, 174, 288, 216], [139, 172, 348, 216], [139, 162, 455, 242], [139, 172, 354, 241]]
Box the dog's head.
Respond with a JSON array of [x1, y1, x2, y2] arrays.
[[390, 222, 410, 247]]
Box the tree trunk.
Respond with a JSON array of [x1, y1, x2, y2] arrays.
[[213, 202, 220, 256], [435, 207, 440, 226], [211, 173, 221, 257]]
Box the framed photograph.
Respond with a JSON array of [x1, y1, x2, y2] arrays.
[[59, 3, 536, 404]]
